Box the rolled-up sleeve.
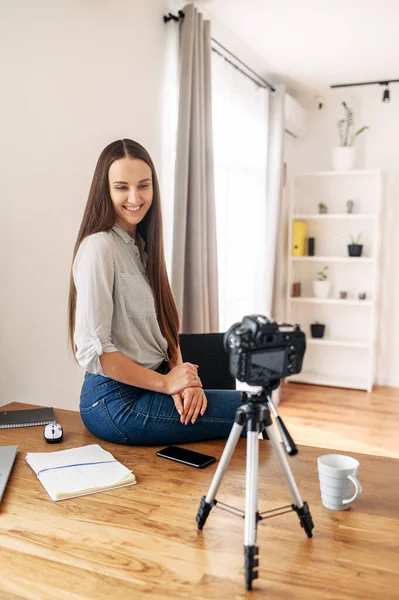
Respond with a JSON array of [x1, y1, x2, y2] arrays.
[[73, 233, 118, 374]]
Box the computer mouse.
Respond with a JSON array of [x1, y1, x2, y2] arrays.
[[44, 423, 63, 444]]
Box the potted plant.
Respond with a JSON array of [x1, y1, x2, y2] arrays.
[[312, 265, 331, 298], [348, 234, 363, 257], [311, 322, 325, 338], [332, 102, 368, 171], [318, 202, 328, 214]]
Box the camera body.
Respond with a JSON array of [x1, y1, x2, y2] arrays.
[[224, 315, 306, 387]]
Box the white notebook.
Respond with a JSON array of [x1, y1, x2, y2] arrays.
[[26, 444, 136, 501]]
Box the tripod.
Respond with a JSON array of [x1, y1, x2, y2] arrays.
[[196, 386, 314, 590]]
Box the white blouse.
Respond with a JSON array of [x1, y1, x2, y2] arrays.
[[73, 224, 169, 375]]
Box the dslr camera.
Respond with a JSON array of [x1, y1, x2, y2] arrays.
[[224, 315, 306, 387]]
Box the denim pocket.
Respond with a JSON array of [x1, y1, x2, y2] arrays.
[[80, 397, 128, 444], [80, 378, 117, 401], [116, 382, 144, 408]]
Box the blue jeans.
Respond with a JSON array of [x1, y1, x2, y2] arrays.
[[79, 364, 248, 446]]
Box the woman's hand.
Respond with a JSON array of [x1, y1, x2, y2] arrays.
[[164, 362, 202, 395], [180, 387, 208, 425], [171, 393, 184, 417]]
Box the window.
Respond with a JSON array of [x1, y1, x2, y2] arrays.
[[212, 52, 270, 331]]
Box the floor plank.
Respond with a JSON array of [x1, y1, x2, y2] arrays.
[[278, 383, 399, 459]]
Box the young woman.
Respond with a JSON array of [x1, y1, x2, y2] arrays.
[[68, 139, 245, 446]]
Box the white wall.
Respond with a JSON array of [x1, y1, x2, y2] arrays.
[[0, 0, 273, 410], [281, 88, 399, 387], [0, 0, 178, 409]]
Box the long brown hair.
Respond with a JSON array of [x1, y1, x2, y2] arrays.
[[67, 139, 180, 364]]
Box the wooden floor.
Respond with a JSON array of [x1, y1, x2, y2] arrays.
[[277, 382, 399, 459]]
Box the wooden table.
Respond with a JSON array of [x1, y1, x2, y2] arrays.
[[0, 402, 398, 600]]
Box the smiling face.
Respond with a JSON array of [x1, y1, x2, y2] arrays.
[[108, 157, 153, 237]]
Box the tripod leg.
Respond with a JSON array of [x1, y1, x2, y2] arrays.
[[265, 423, 314, 538], [244, 430, 259, 590], [196, 421, 244, 530]]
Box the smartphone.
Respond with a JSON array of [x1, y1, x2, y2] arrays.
[[156, 445, 216, 468]]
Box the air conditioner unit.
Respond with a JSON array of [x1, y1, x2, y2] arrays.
[[285, 93, 307, 138]]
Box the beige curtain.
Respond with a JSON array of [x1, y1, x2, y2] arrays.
[[171, 3, 218, 333]]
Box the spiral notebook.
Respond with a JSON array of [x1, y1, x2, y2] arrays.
[[0, 407, 56, 429]]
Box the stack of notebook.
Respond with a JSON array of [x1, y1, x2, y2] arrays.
[[26, 444, 136, 501]]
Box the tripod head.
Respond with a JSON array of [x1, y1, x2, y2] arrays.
[[241, 383, 298, 456], [238, 376, 280, 402]]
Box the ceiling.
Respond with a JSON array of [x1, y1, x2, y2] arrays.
[[197, 0, 399, 97]]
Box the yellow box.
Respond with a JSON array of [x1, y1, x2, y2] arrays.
[[292, 221, 307, 256]]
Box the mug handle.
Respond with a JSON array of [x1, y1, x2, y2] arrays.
[[342, 475, 363, 505]]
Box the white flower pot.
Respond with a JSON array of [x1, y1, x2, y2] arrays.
[[312, 280, 331, 299], [332, 147, 356, 171]]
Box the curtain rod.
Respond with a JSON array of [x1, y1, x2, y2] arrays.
[[211, 46, 267, 90], [164, 11, 275, 92], [211, 39, 275, 92]]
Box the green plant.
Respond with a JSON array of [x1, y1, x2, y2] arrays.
[[316, 265, 329, 281], [349, 233, 362, 244], [337, 102, 368, 147], [318, 202, 327, 209]]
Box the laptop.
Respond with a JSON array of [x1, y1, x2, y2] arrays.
[[0, 445, 18, 504]]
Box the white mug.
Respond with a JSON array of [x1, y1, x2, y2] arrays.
[[317, 454, 362, 510]]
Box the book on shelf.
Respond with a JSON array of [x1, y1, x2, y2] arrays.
[[0, 407, 56, 429], [292, 220, 307, 256], [25, 444, 136, 501]]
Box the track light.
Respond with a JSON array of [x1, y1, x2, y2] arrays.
[[331, 78, 399, 103]]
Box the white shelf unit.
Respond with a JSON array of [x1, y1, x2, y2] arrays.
[[293, 213, 377, 220], [292, 257, 376, 264], [291, 297, 374, 307], [286, 170, 383, 392]]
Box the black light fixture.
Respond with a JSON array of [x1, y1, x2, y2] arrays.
[[331, 79, 399, 103]]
